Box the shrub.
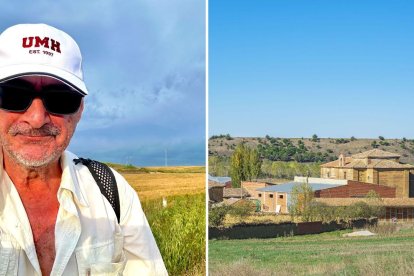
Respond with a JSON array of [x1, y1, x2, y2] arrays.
[[347, 201, 371, 219], [209, 205, 230, 227], [228, 201, 255, 218]]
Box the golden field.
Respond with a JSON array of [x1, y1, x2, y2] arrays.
[[119, 166, 206, 275], [121, 166, 206, 201]]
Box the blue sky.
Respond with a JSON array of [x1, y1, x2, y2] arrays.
[[209, 0, 414, 139], [0, 0, 206, 166]]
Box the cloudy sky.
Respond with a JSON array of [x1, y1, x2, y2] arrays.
[[210, 0, 413, 139], [1, 0, 206, 166]]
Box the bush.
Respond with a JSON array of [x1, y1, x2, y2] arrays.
[[227, 201, 255, 218], [347, 201, 371, 219], [311, 134, 320, 142], [209, 205, 230, 227]]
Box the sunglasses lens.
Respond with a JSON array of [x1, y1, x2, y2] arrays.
[[43, 89, 83, 115], [0, 85, 33, 112], [0, 80, 83, 115]]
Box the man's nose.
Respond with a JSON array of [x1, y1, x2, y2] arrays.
[[20, 98, 51, 128]]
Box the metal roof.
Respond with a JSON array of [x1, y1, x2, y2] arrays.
[[208, 174, 231, 184], [256, 182, 343, 193]]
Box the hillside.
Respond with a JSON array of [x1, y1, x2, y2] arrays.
[[209, 135, 414, 165]]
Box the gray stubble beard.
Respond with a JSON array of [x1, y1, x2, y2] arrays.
[[0, 123, 65, 169]]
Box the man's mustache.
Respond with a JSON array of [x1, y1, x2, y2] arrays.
[[8, 124, 61, 136]]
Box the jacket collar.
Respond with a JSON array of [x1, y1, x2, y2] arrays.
[[59, 150, 89, 207]]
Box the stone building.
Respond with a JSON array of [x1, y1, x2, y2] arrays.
[[320, 149, 414, 198]]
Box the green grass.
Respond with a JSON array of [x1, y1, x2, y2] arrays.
[[142, 193, 206, 275], [209, 225, 414, 275]]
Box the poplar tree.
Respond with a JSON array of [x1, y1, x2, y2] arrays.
[[230, 143, 262, 187]]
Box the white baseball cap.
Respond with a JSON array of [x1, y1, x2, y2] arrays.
[[0, 23, 88, 95]]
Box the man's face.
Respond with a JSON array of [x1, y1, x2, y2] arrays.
[[0, 76, 83, 168]]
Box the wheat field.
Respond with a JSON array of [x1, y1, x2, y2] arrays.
[[120, 167, 206, 275], [122, 170, 205, 200]]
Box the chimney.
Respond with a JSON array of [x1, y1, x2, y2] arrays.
[[339, 153, 345, 167]]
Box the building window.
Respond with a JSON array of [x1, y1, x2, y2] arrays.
[[269, 194, 274, 198], [327, 172, 330, 178], [344, 172, 347, 179], [258, 193, 262, 197], [279, 195, 284, 199]]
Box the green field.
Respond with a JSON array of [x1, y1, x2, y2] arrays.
[[209, 224, 414, 276], [116, 165, 205, 275], [142, 194, 206, 275]]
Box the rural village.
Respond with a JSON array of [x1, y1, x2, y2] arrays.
[[209, 138, 414, 227]]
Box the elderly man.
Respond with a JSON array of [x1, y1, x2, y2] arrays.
[[0, 24, 167, 275]]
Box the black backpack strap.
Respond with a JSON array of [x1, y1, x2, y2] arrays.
[[73, 158, 120, 223]]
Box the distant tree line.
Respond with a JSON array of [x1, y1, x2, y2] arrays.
[[209, 157, 320, 180], [258, 138, 335, 162], [209, 156, 230, 177], [209, 134, 233, 140], [261, 160, 320, 179]]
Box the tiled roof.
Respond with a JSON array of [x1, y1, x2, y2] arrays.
[[321, 149, 414, 169], [351, 149, 400, 159], [320, 157, 353, 168], [208, 181, 226, 188], [223, 198, 242, 206], [223, 188, 249, 198], [366, 159, 414, 169], [322, 158, 414, 169]]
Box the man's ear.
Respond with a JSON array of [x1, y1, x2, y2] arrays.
[[74, 99, 84, 123]]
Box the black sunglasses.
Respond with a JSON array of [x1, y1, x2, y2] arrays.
[[0, 78, 83, 115]]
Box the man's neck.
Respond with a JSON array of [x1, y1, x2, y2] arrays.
[[3, 154, 62, 191]]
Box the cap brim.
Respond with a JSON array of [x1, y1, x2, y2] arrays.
[[0, 64, 88, 95]]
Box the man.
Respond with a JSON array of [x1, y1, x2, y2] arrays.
[[0, 24, 168, 275]]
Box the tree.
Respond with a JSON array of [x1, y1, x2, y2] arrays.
[[209, 206, 229, 227], [208, 156, 230, 177], [311, 134, 319, 142], [230, 144, 246, 188], [230, 144, 262, 187], [248, 147, 262, 181], [365, 190, 386, 218], [379, 136, 385, 140], [288, 182, 314, 222]]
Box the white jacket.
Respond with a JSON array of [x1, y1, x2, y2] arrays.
[[0, 150, 168, 276]]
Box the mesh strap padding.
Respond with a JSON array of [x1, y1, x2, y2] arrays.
[[74, 158, 120, 223]]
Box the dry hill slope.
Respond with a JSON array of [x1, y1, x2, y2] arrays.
[[209, 136, 414, 165]]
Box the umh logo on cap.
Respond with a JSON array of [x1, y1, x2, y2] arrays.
[[22, 36, 61, 56]]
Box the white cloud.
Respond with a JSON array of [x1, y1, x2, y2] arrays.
[[0, 0, 205, 165]]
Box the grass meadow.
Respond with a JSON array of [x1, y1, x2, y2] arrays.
[[209, 223, 414, 276], [120, 166, 206, 275]]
